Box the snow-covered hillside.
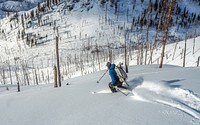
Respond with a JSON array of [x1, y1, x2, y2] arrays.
[[0, 0, 199, 87], [0, 1, 200, 124], [0, 64, 200, 125], [0, 0, 45, 14]]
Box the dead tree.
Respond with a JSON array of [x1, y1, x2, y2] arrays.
[[108, 42, 113, 63], [197, 56, 200, 67], [24, 62, 30, 85], [56, 36, 61, 87], [92, 43, 101, 71], [35, 69, 39, 85], [149, 0, 167, 64], [124, 30, 128, 73], [2, 68, 6, 84], [148, 32, 157, 64], [54, 65, 58, 88], [172, 42, 178, 60], [7, 60, 13, 85], [145, 1, 152, 65], [15, 67, 19, 85], [159, 0, 175, 68], [140, 42, 144, 65], [193, 29, 196, 54], [183, 34, 187, 67], [47, 69, 50, 84], [136, 34, 141, 65], [17, 82, 20, 92]]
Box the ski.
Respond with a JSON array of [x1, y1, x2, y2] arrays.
[[115, 88, 129, 96], [91, 86, 133, 96], [115, 86, 132, 96]]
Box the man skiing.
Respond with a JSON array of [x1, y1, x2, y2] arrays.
[[106, 62, 124, 93]]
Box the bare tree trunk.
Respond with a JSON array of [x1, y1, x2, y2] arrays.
[[92, 53, 95, 72], [32, 69, 35, 85], [25, 70, 30, 86], [159, 0, 175, 68], [124, 31, 128, 73], [54, 65, 58, 88], [137, 47, 140, 65], [129, 43, 133, 61], [149, 31, 157, 64], [42, 70, 45, 81], [47, 69, 50, 84], [7, 60, 13, 85], [97, 51, 100, 70], [183, 35, 187, 67], [15, 67, 19, 84], [35, 69, 38, 85], [145, 3, 151, 65], [56, 36, 61, 87], [136, 34, 141, 65], [95, 44, 101, 70], [197, 56, 200, 67], [2, 69, 6, 84], [193, 29, 196, 55], [181, 49, 183, 59], [21, 63, 26, 85], [17, 82, 20, 92], [158, 0, 167, 30], [140, 43, 144, 65], [131, 17, 134, 31], [150, 0, 165, 64], [108, 43, 112, 63], [172, 42, 178, 60], [25, 62, 30, 86], [145, 29, 149, 65]]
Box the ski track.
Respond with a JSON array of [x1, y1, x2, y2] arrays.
[[155, 99, 200, 120], [131, 81, 200, 120]]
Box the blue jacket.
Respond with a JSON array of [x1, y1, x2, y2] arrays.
[[109, 64, 119, 85]]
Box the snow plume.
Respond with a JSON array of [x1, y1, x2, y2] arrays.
[[137, 81, 166, 93], [132, 81, 200, 120]]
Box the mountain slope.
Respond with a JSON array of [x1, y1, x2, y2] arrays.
[[0, 0, 44, 12], [0, 64, 200, 125], [0, 0, 199, 86]]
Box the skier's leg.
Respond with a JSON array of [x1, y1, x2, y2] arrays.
[[108, 82, 117, 93], [116, 81, 128, 89], [116, 80, 123, 87]]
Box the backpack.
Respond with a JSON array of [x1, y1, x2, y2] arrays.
[[115, 63, 128, 82]]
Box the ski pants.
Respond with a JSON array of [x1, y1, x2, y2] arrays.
[[108, 80, 123, 89]]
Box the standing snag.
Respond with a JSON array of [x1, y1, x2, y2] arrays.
[[159, 0, 175, 68]]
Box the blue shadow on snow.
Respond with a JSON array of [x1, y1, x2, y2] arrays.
[[161, 79, 185, 88], [127, 76, 144, 90]]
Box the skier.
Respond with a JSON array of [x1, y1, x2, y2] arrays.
[[106, 62, 124, 93]]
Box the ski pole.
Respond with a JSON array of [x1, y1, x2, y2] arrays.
[[97, 70, 108, 83], [115, 87, 129, 96], [124, 80, 130, 87]]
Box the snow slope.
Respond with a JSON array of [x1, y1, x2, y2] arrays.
[[0, 64, 200, 125], [0, 0, 199, 86], [0, 1, 200, 124], [137, 36, 200, 67]]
